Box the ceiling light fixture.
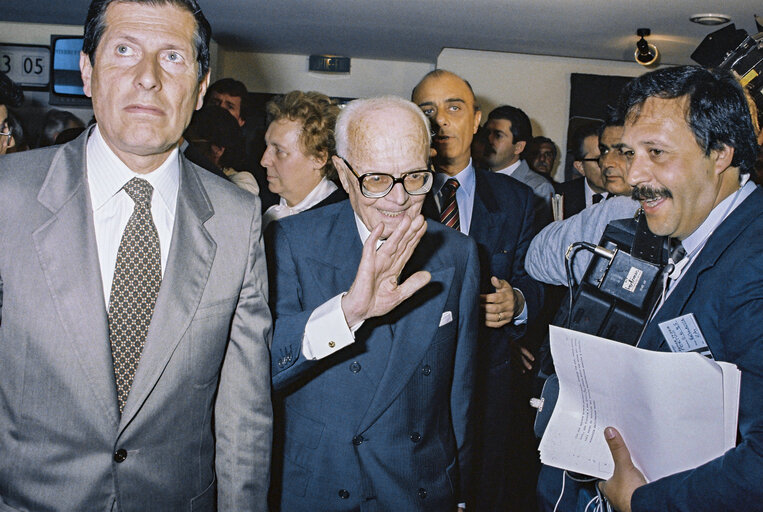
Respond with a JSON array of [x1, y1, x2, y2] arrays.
[[690, 13, 732, 26], [634, 28, 659, 67]]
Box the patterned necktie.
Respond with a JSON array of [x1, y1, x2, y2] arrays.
[[108, 177, 162, 413], [439, 178, 461, 231]]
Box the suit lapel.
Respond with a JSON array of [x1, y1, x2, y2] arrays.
[[120, 157, 215, 426], [305, 202, 363, 297], [358, 229, 454, 432], [311, 205, 397, 388], [33, 136, 119, 426], [469, 171, 501, 255]]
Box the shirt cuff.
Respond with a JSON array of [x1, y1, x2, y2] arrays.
[[302, 293, 362, 360], [513, 288, 527, 325]]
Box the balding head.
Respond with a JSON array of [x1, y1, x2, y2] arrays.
[[333, 96, 432, 239], [335, 96, 430, 164], [411, 69, 481, 175]]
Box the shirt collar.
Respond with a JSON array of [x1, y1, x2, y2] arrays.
[[495, 159, 522, 176], [87, 125, 180, 213], [433, 158, 476, 197], [680, 176, 755, 258], [278, 177, 338, 214]]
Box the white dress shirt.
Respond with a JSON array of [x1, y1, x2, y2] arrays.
[[87, 126, 179, 307], [263, 178, 338, 229]]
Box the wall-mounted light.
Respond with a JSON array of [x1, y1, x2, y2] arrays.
[[635, 28, 659, 67]]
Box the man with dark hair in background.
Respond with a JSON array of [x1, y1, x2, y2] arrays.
[[206, 77, 276, 208], [527, 135, 558, 180], [0, 1, 272, 510], [482, 105, 554, 227], [413, 70, 543, 511], [554, 121, 607, 219]]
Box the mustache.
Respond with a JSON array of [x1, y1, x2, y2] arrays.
[[631, 185, 673, 201]]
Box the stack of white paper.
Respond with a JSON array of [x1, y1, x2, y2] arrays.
[[538, 326, 740, 482]]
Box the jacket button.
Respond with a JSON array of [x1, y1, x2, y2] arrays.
[[328, 341, 336, 348], [421, 365, 431, 376], [349, 361, 361, 373], [418, 488, 427, 499], [338, 489, 350, 499], [410, 432, 421, 443], [113, 449, 127, 463], [352, 435, 364, 446]]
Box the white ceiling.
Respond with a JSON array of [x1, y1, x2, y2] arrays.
[[5, 0, 762, 65]]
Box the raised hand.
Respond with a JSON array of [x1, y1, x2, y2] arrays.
[[341, 214, 431, 327]]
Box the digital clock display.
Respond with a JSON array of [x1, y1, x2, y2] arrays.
[[0, 44, 50, 89]]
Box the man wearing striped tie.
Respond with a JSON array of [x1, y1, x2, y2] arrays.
[[414, 69, 544, 510]]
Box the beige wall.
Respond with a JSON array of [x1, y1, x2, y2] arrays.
[[219, 50, 433, 99], [436, 48, 653, 180]]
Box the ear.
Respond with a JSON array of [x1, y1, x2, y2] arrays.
[[80, 52, 93, 98], [711, 144, 734, 175], [472, 109, 482, 135], [311, 150, 328, 172], [514, 140, 527, 156], [333, 155, 351, 193], [195, 71, 211, 111], [573, 160, 585, 177]]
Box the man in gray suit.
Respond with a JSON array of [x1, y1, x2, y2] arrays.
[[0, 1, 272, 510]]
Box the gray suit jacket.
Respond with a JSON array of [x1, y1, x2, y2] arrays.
[[0, 131, 272, 511]]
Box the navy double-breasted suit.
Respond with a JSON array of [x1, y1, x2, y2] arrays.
[[266, 200, 480, 511]]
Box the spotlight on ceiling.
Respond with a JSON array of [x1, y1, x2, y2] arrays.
[[635, 28, 659, 67], [690, 13, 732, 26]]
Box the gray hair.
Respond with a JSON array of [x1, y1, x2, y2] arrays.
[[335, 96, 431, 161]]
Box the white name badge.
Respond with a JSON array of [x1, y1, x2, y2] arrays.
[[658, 313, 713, 359]]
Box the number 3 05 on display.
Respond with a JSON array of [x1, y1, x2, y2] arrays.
[[0, 44, 50, 89]]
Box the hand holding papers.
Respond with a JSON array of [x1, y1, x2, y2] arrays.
[[539, 326, 740, 482]]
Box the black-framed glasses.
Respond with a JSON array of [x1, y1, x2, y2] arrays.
[[340, 156, 434, 198], [581, 157, 600, 163], [0, 120, 11, 141]]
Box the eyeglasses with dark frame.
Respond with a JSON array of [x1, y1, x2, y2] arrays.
[[339, 156, 435, 199], [0, 120, 11, 142], [580, 157, 600, 163]]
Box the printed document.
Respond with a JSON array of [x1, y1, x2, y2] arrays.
[[538, 326, 740, 481]]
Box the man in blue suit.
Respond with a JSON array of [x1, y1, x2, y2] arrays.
[[267, 96, 480, 511], [413, 70, 543, 510], [597, 66, 763, 511]]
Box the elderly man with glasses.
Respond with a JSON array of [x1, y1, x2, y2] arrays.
[[266, 95, 480, 511]]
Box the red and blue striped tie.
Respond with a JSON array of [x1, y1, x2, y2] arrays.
[[440, 178, 460, 231]]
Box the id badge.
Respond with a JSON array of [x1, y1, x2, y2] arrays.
[[658, 313, 714, 359]]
